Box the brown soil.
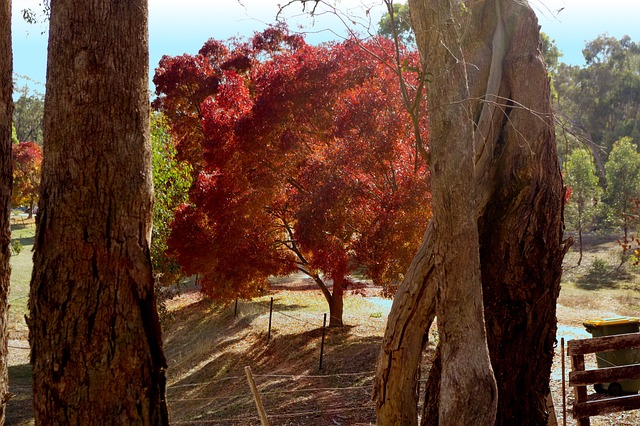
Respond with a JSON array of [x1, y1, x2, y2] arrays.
[[6, 237, 640, 425]]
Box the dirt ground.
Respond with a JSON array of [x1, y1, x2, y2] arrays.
[[6, 232, 640, 425]]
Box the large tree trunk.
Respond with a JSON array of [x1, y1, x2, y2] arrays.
[[27, 0, 169, 423], [0, 0, 12, 422], [375, 1, 567, 424]]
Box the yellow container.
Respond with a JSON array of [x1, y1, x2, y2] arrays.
[[583, 316, 640, 395]]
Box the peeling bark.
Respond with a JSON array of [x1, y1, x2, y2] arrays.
[[375, 0, 567, 424], [27, 0, 169, 423]]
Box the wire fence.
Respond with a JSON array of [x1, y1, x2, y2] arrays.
[[163, 294, 393, 424], [6, 288, 396, 424], [166, 370, 378, 425]]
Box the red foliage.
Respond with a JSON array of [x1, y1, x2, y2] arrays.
[[12, 141, 43, 212], [155, 25, 431, 301]]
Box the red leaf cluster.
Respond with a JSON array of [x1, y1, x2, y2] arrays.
[[155, 25, 431, 300], [12, 141, 43, 210]]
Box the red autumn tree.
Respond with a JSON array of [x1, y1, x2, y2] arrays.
[[154, 26, 430, 326], [12, 141, 42, 218]]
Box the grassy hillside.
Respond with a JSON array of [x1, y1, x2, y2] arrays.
[[161, 281, 413, 425], [6, 226, 640, 425], [7, 220, 35, 426]]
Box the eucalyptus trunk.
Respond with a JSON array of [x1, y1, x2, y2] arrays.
[[374, 0, 567, 424], [28, 0, 169, 423], [0, 0, 12, 422]]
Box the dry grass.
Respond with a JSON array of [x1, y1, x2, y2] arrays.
[[162, 281, 406, 425], [552, 231, 640, 426], [6, 229, 640, 425]]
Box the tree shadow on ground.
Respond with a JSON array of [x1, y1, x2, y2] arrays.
[[6, 363, 33, 426], [575, 267, 632, 290], [163, 292, 387, 425]]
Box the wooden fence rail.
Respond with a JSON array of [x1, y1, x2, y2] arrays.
[[567, 332, 640, 425]]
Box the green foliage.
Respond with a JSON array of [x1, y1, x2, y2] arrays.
[[11, 123, 18, 144], [589, 257, 610, 276], [540, 32, 561, 74], [13, 86, 44, 144], [378, 1, 414, 45], [554, 35, 640, 171], [604, 137, 640, 236], [150, 113, 192, 286], [21, 1, 50, 25], [565, 148, 602, 233], [10, 239, 23, 256]]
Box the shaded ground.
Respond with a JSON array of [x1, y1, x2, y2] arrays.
[[6, 229, 640, 424], [161, 282, 408, 425]]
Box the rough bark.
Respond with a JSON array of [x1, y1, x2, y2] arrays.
[[27, 0, 169, 424], [374, 0, 567, 424], [0, 0, 12, 422], [418, 0, 498, 422]]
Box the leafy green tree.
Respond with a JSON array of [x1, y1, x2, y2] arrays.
[[565, 148, 602, 264], [605, 137, 640, 240], [150, 113, 192, 286], [377, 1, 413, 45], [555, 35, 640, 177], [540, 32, 561, 75], [12, 86, 44, 144]]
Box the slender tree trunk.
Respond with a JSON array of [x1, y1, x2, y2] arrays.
[[578, 227, 583, 266], [375, 1, 567, 424], [328, 276, 344, 327], [27, 0, 169, 424], [302, 269, 345, 327], [0, 0, 12, 422]]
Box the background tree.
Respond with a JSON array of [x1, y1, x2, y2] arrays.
[[27, 0, 169, 422], [156, 27, 430, 326], [377, 1, 413, 45], [554, 35, 640, 178], [565, 148, 602, 264], [0, 0, 12, 421], [11, 141, 42, 219], [604, 136, 640, 240], [12, 86, 44, 145], [375, 0, 567, 423], [150, 113, 192, 287]]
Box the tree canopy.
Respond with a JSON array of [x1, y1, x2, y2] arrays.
[[604, 137, 640, 239], [154, 25, 430, 324], [11, 140, 42, 217], [565, 148, 602, 264], [12, 86, 44, 145], [555, 34, 640, 176]]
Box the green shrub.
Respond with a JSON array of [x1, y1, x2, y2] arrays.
[[589, 257, 610, 275], [10, 239, 23, 256]]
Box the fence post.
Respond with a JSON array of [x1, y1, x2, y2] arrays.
[[319, 313, 327, 370], [562, 337, 566, 426], [267, 297, 273, 342], [245, 366, 270, 426]]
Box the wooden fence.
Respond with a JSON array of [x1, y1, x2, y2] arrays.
[[568, 332, 640, 425]]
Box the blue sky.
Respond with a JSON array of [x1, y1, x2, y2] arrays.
[[10, 0, 640, 94]]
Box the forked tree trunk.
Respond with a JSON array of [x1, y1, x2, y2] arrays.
[[27, 0, 169, 423], [374, 0, 567, 424], [0, 0, 12, 422]]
